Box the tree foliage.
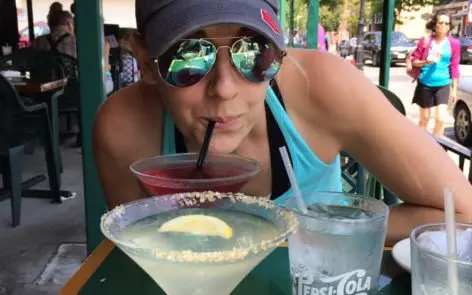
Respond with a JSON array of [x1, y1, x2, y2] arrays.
[[320, 5, 341, 32], [285, 0, 342, 32], [370, 0, 440, 25]]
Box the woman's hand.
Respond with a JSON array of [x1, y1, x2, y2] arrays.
[[450, 79, 458, 105], [450, 91, 457, 104]]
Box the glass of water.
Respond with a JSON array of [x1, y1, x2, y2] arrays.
[[411, 223, 472, 295], [285, 192, 389, 295]]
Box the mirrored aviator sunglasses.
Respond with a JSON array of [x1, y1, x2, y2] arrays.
[[154, 37, 286, 87]]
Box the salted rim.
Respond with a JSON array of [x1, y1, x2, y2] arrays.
[[129, 153, 261, 185], [100, 191, 298, 263]]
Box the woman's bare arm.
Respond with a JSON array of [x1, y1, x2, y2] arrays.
[[93, 82, 162, 208], [305, 53, 472, 245]]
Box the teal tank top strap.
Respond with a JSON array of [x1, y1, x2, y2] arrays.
[[160, 85, 342, 205], [162, 112, 176, 155], [265, 87, 342, 205]]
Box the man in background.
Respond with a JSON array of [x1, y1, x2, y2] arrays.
[[32, 10, 76, 58]]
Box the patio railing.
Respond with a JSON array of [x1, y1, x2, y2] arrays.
[[435, 136, 472, 183]]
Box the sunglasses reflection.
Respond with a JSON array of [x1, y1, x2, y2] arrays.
[[156, 37, 284, 87]]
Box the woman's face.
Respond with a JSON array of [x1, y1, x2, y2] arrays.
[[435, 15, 450, 36], [156, 24, 271, 154]]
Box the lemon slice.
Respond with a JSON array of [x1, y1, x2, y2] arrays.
[[158, 215, 233, 239]]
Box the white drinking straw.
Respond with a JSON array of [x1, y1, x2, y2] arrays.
[[279, 146, 307, 214], [443, 187, 459, 295]]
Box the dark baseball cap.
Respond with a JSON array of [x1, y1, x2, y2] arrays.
[[136, 0, 284, 58]]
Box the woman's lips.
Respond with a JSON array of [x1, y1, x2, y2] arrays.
[[205, 115, 242, 130]]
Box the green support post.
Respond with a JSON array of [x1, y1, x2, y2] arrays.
[[75, 0, 108, 254], [379, 0, 395, 88], [289, 0, 295, 47], [306, 0, 319, 49], [279, 0, 286, 32]]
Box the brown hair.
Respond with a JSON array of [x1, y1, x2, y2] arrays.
[[426, 11, 451, 34], [48, 10, 74, 28], [127, 31, 159, 83]]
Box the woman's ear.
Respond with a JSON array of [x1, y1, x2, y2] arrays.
[[128, 31, 159, 83]]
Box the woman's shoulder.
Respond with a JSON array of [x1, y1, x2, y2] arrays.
[[281, 49, 364, 119], [94, 81, 164, 140], [284, 48, 360, 99], [282, 48, 384, 122], [99, 81, 160, 114]]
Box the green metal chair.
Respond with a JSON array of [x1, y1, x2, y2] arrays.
[[49, 52, 81, 143], [0, 48, 66, 172], [341, 85, 405, 205], [0, 75, 62, 226]]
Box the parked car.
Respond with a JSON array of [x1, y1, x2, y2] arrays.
[[460, 37, 472, 64], [338, 38, 358, 58], [18, 21, 49, 48], [338, 40, 350, 57], [361, 31, 416, 66], [453, 77, 472, 146]]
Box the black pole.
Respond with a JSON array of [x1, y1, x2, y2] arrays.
[[289, 0, 295, 47], [469, 152, 472, 184], [355, 0, 365, 70], [26, 0, 34, 44]]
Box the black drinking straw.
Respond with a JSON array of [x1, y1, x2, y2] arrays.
[[196, 120, 216, 169]]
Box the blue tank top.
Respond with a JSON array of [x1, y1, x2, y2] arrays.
[[419, 38, 452, 87], [161, 86, 342, 205]]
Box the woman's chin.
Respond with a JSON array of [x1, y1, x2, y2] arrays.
[[208, 138, 241, 155]]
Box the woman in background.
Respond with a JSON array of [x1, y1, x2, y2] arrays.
[[410, 12, 460, 137]]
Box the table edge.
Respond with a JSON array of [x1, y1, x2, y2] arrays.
[[60, 241, 393, 294], [13, 78, 68, 93], [59, 239, 115, 295]]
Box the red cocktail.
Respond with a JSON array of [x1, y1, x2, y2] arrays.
[[130, 153, 260, 196]]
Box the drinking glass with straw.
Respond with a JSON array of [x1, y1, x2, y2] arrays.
[[279, 146, 307, 214], [410, 187, 472, 295], [196, 120, 216, 170], [444, 187, 459, 295]]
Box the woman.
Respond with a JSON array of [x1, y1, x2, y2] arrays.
[[410, 12, 460, 137], [93, 0, 472, 246]]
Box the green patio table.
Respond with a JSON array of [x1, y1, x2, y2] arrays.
[[60, 240, 411, 295]]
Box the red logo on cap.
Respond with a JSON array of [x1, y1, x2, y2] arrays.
[[261, 9, 280, 35]]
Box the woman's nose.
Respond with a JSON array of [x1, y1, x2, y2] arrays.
[[206, 47, 239, 101]]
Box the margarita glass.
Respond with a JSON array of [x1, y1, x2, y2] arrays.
[[100, 191, 298, 295], [130, 153, 260, 196]]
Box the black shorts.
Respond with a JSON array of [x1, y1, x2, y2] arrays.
[[412, 82, 450, 108]]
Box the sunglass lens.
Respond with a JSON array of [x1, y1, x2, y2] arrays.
[[231, 37, 283, 82], [157, 40, 216, 87]]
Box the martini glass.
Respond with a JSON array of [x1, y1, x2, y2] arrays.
[[130, 153, 260, 196], [101, 191, 298, 295]]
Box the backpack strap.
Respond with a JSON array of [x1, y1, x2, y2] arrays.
[[46, 33, 71, 52]]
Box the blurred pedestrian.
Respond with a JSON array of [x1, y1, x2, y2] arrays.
[[318, 23, 326, 51], [409, 12, 460, 137]]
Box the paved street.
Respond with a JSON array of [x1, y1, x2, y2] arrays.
[[362, 63, 472, 174], [363, 63, 472, 130]]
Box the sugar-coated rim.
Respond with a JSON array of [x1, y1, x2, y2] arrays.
[[101, 191, 298, 263]]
